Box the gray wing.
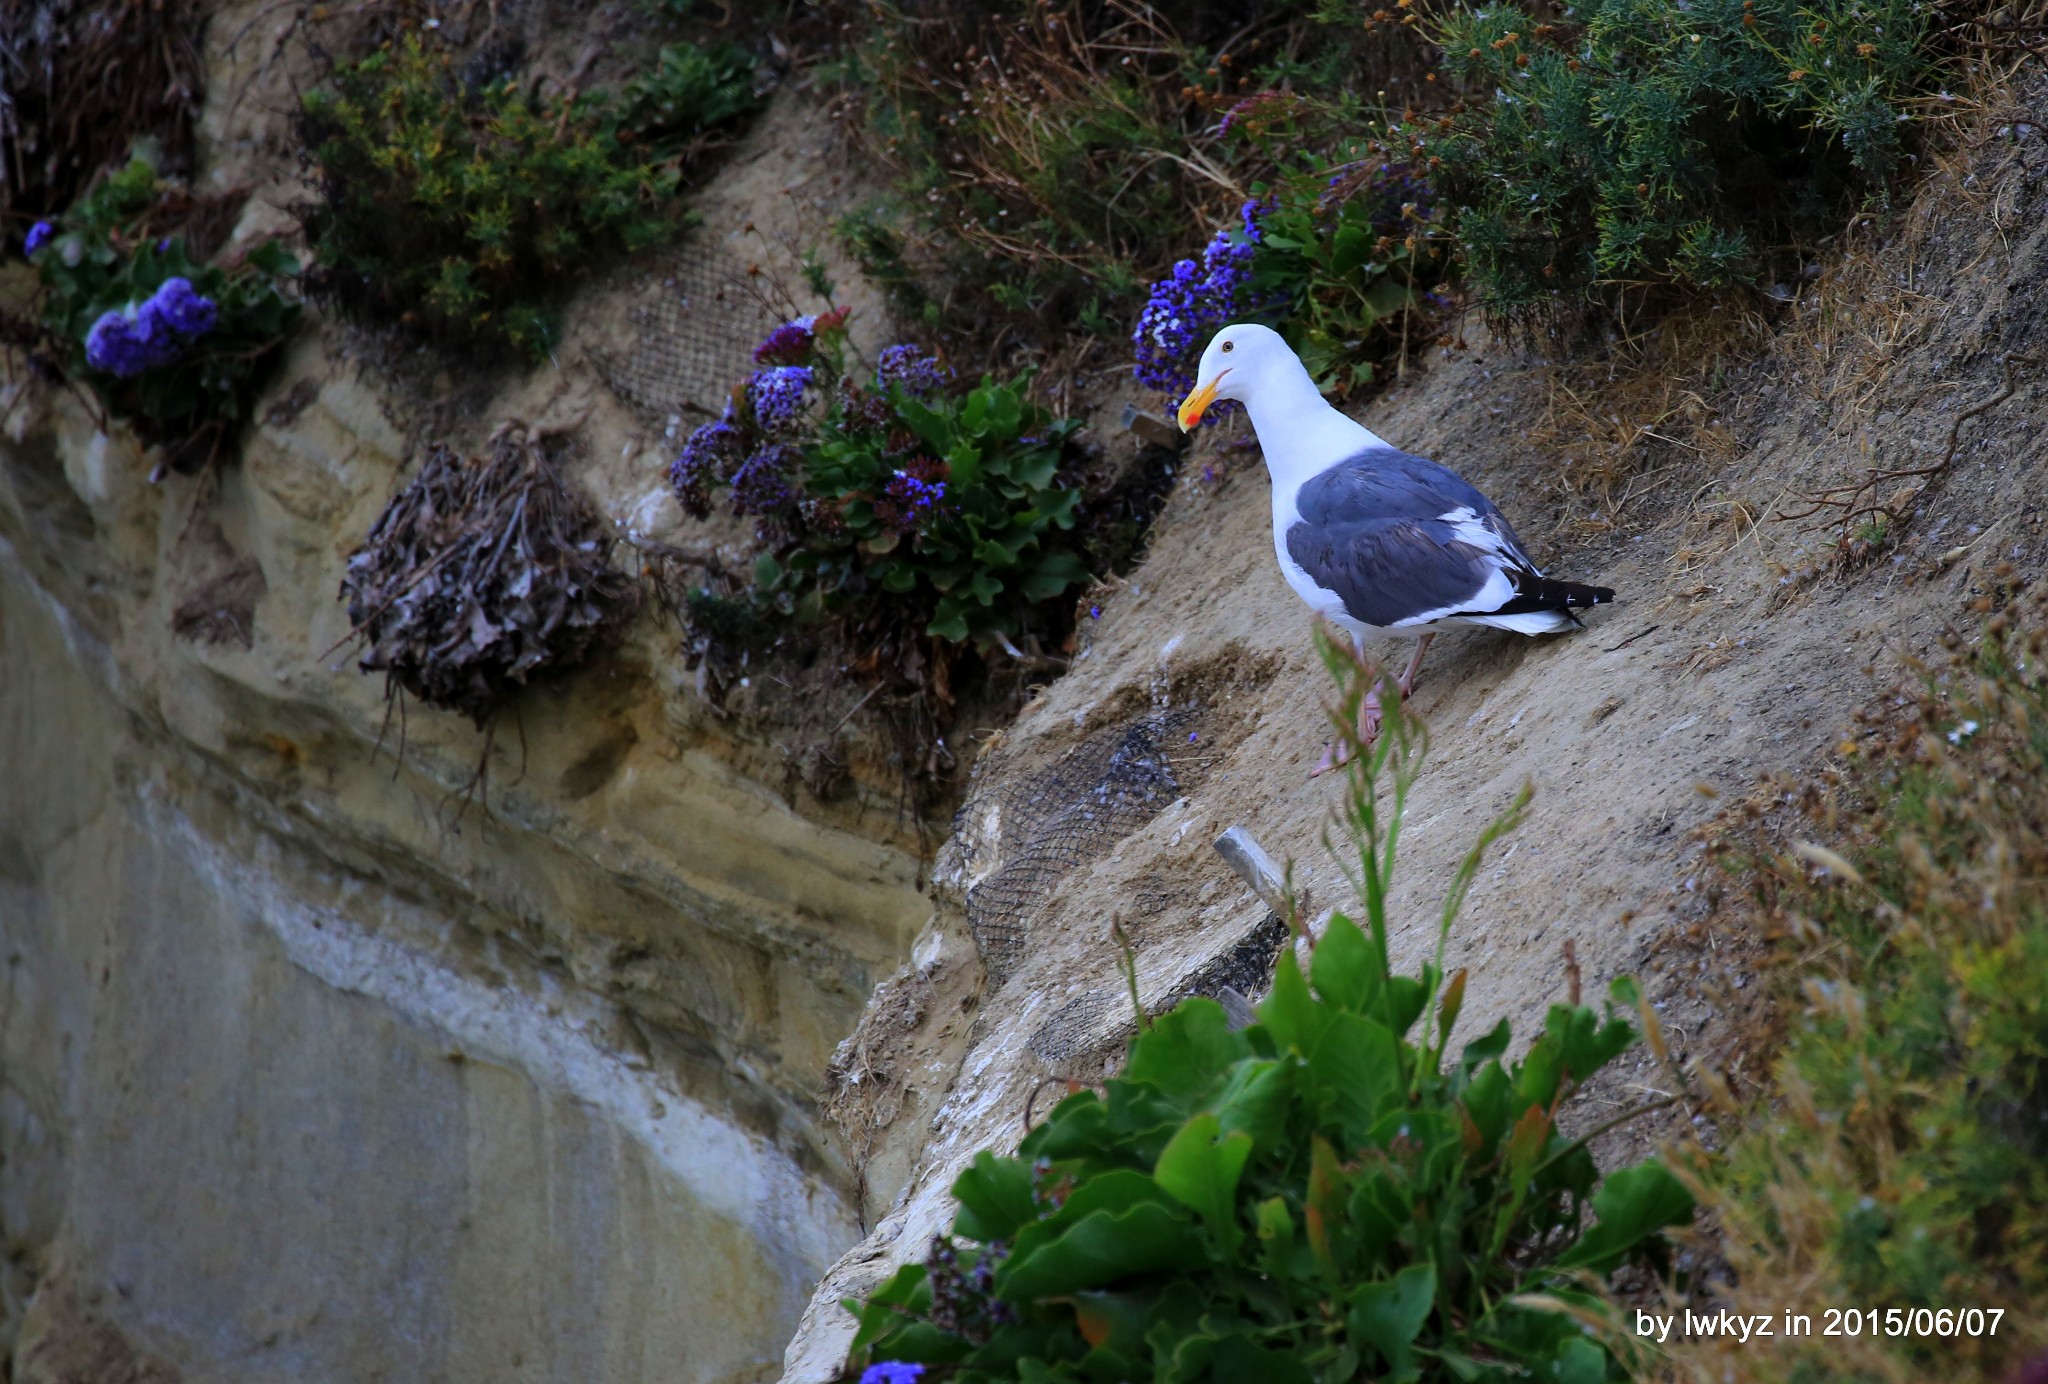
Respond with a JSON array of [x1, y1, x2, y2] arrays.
[[1292, 447, 1536, 564], [1285, 447, 1538, 629]]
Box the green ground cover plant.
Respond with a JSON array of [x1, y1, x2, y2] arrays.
[[297, 31, 758, 358], [1679, 587, 2048, 1382], [670, 310, 1090, 647], [23, 149, 300, 474], [1416, 0, 1966, 314], [843, 637, 1694, 1382]]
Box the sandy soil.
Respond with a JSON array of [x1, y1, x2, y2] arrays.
[[780, 84, 2048, 1380]]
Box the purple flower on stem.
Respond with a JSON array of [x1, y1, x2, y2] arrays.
[[24, 221, 52, 256], [729, 443, 801, 518], [875, 344, 951, 397], [753, 315, 817, 365], [83, 277, 218, 379], [1130, 198, 1272, 403], [873, 456, 949, 532], [668, 420, 742, 519], [858, 1365, 925, 1384], [141, 277, 218, 338], [748, 365, 814, 433]]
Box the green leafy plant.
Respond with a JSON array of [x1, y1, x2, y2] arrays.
[[670, 314, 1088, 645], [297, 32, 754, 357], [1417, 0, 1948, 313], [1684, 593, 2048, 1381], [1248, 155, 1443, 390], [621, 41, 763, 155], [26, 149, 300, 473], [830, 0, 1274, 350], [843, 636, 1694, 1382]]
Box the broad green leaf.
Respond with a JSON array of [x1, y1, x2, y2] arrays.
[[1210, 1058, 1290, 1152], [1306, 1010, 1405, 1143], [1311, 912, 1382, 1015], [1258, 946, 1333, 1055], [1550, 1159, 1695, 1274], [1154, 1112, 1253, 1257], [1066, 1288, 1155, 1354], [1350, 1262, 1436, 1383], [997, 1200, 1200, 1299], [952, 1150, 1040, 1242], [1021, 550, 1087, 601], [1125, 998, 1246, 1109]]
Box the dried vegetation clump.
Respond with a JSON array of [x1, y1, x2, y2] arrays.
[[0, 0, 205, 221], [339, 424, 641, 727], [1660, 577, 2048, 1382]]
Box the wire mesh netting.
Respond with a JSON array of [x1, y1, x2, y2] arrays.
[[957, 706, 1201, 981], [595, 253, 778, 430], [1022, 916, 1292, 1075]]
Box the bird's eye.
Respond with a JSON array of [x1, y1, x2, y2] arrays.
[[1221, 340, 1234, 353]]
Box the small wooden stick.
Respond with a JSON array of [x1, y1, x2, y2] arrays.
[[1214, 825, 1288, 917]]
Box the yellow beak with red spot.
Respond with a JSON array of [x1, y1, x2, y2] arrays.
[[1177, 367, 1230, 431]]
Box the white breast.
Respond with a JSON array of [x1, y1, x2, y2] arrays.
[[1269, 467, 1380, 638]]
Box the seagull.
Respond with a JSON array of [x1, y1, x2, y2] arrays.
[[1176, 324, 1613, 773]]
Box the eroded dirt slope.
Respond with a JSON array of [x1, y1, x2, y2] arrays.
[[780, 95, 2048, 1380]]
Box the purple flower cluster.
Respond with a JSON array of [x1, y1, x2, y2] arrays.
[[24, 221, 53, 256], [83, 277, 218, 379], [752, 306, 849, 366], [729, 443, 801, 518], [874, 457, 949, 532], [858, 1365, 924, 1384], [747, 365, 813, 433], [875, 344, 951, 397], [668, 419, 743, 519], [1131, 200, 1268, 399]]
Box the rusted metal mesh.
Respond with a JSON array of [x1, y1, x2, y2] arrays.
[[956, 706, 1200, 981], [595, 253, 777, 430], [338, 424, 641, 726]]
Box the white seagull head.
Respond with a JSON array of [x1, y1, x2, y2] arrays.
[[1176, 323, 1311, 431]]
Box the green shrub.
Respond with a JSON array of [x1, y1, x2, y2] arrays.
[[622, 40, 763, 155], [26, 150, 300, 473], [845, 637, 1693, 1382], [1132, 156, 1445, 404], [830, 1, 1285, 349], [1689, 595, 2048, 1381], [1419, 0, 1944, 313], [298, 32, 755, 357], [670, 313, 1088, 646]]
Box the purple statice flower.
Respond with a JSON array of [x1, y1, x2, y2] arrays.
[[753, 314, 817, 365], [668, 419, 742, 519], [1130, 198, 1272, 402], [858, 1365, 925, 1384], [874, 344, 951, 398], [24, 221, 53, 256], [837, 379, 894, 433], [728, 443, 801, 519], [139, 277, 218, 338], [873, 456, 949, 532], [753, 305, 848, 365], [748, 365, 814, 434]]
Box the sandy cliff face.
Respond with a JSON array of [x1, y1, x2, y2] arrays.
[[0, 71, 935, 1384]]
